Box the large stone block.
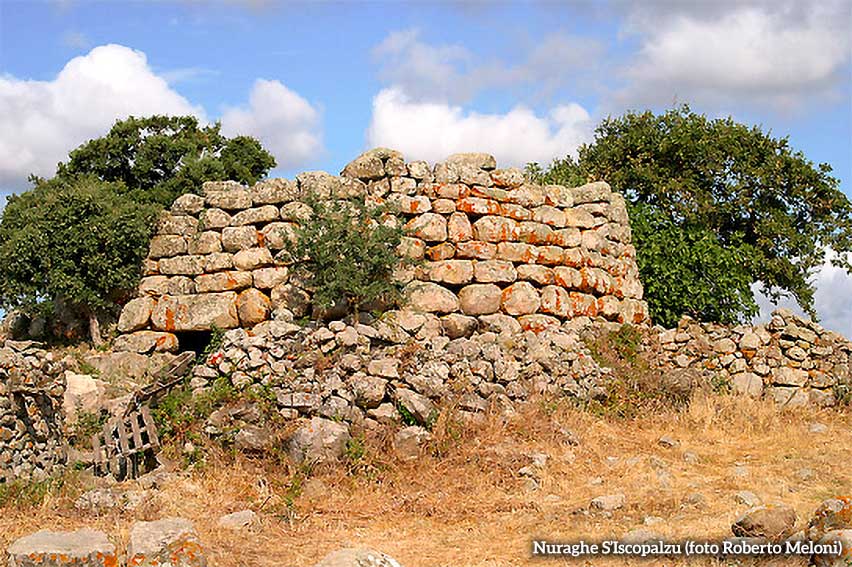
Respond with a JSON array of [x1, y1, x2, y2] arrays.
[[186, 232, 222, 255], [473, 216, 519, 243], [205, 188, 251, 210], [149, 235, 187, 258], [237, 288, 270, 326], [447, 212, 473, 242], [151, 293, 239, 332], [405, 213, 447, 242], [222, 226, 259, 252], [230, 205, 280, 226], [118, 297, 156, 333], [250, 178, 297, 205], [127, 518, 206, 567], [501, 282, 540, 315], [404, 282, 459, 313], [458, 284, 502, 315], [8, 528, 116, 567], [195, 271, 253, 293], [473, 260, 517, 283], [158, 255, 206, 276], [428, 260, 474, 285], [233, 247, 275, 271]]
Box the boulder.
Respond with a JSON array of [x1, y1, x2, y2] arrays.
[[113, 330, 179, 354], [403, 282, 459, 314], [237, 289, 270, 326], [458, 284, 502, 315], [394, 425, 432, 460], [151, 293, 239, 332], [127, 518, 206, 567], [312, 548, 403, 567], [217, 509, 257, 530], [732, 504, 797, 540], [590, 493, 626, 512], [63, 372, 108, 423], [8, 528, 116, 567], [118, 297, 156, 333], [288, 417, 351, 464]]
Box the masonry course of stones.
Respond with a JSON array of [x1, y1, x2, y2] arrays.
[[653, 308, 852, 408], [115, 148, 649, 353], [0, 339, 67, 482]]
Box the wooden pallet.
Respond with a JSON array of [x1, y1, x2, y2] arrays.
[[92, 406, 160, 480], [123, 351, 196, 417]]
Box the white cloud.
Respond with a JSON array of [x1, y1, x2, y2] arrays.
[[0, 44, 203, 187], [373, 28, 602, 103], [619, 2, 851, 109], [0, 45, 324, 188], [366, 87, 591, 167], [754, 256, 852, 339], [220, 79, 322, 170]]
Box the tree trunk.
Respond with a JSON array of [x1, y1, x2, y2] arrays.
[[88, 312, 103, 348]]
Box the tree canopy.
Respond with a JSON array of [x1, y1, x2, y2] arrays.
[[0, 115, 276, 343], [54, 115, 275, 207], [529, 105, 852, 327]]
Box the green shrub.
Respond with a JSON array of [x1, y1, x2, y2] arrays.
[[284, 196, 412, 319]]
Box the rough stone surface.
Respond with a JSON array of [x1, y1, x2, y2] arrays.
[[312, 548, 403, 567], [7, 528, 116, 567], [127, 518, 206, 567], [288, 417, 351, 464], [732, 505, 797, 540]]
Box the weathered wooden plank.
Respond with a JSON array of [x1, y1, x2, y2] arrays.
[[116, 419, 130, 456], [140, 406, 160, 448], [129, 412, 144, 451]]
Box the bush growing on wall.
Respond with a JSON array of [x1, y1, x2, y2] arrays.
[[284, 197, 411, 319]]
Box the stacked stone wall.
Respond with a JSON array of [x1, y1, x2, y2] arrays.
[[654, 309, 852, 407], [115, 149, 648, 352], [0, 340, 66, 482]]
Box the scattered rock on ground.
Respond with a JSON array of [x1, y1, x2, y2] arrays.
[[312, 547, 403, 567], [127, 517, 206, 567], [7, 528, 116, 567], [217, 509, 257, 530], [732, 504, 797, 540], [288, 417, 351, 464], [590, 493, 625, 512]]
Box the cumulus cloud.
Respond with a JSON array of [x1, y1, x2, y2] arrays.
[[0, 45, 324, 188], [0, 44, 203, 188], [220, 79, 323, 170], [373, 28, 602, 103], [366, 88, 592, 167], [754, 255, 852, 338], [618, 1, 851, 110]]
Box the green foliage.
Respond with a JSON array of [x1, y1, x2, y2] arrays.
[[630, 204, 757, 328], [532, 105, 852, 326], [395, 402, 418, 426], [70, 409, 109, 447], [152, 376, 236, 442], [582, 326, 694, 419], [0, 176, 158, 318], [0, 472, 83, 508], [284, 196, 410, 317], [56, 115, 275, 207], [0, 116, 275, 341]]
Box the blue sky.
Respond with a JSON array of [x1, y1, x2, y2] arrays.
[[1, 0, 850, 333]]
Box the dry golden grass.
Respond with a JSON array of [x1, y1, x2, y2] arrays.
[[2, 392, 850, 567]]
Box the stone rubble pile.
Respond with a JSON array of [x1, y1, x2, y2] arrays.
[[115, 148, 648, 353], [192, 309, 611, 426], [0, 339, 67, 482], [654, 308, 852, 407]]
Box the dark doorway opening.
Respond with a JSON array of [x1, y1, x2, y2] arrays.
[[173, 330, 214, 356]]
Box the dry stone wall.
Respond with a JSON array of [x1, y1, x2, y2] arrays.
[[654, 309, 852, 407], [115, 149, 648, 352], [0, 340, 67, 482]]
